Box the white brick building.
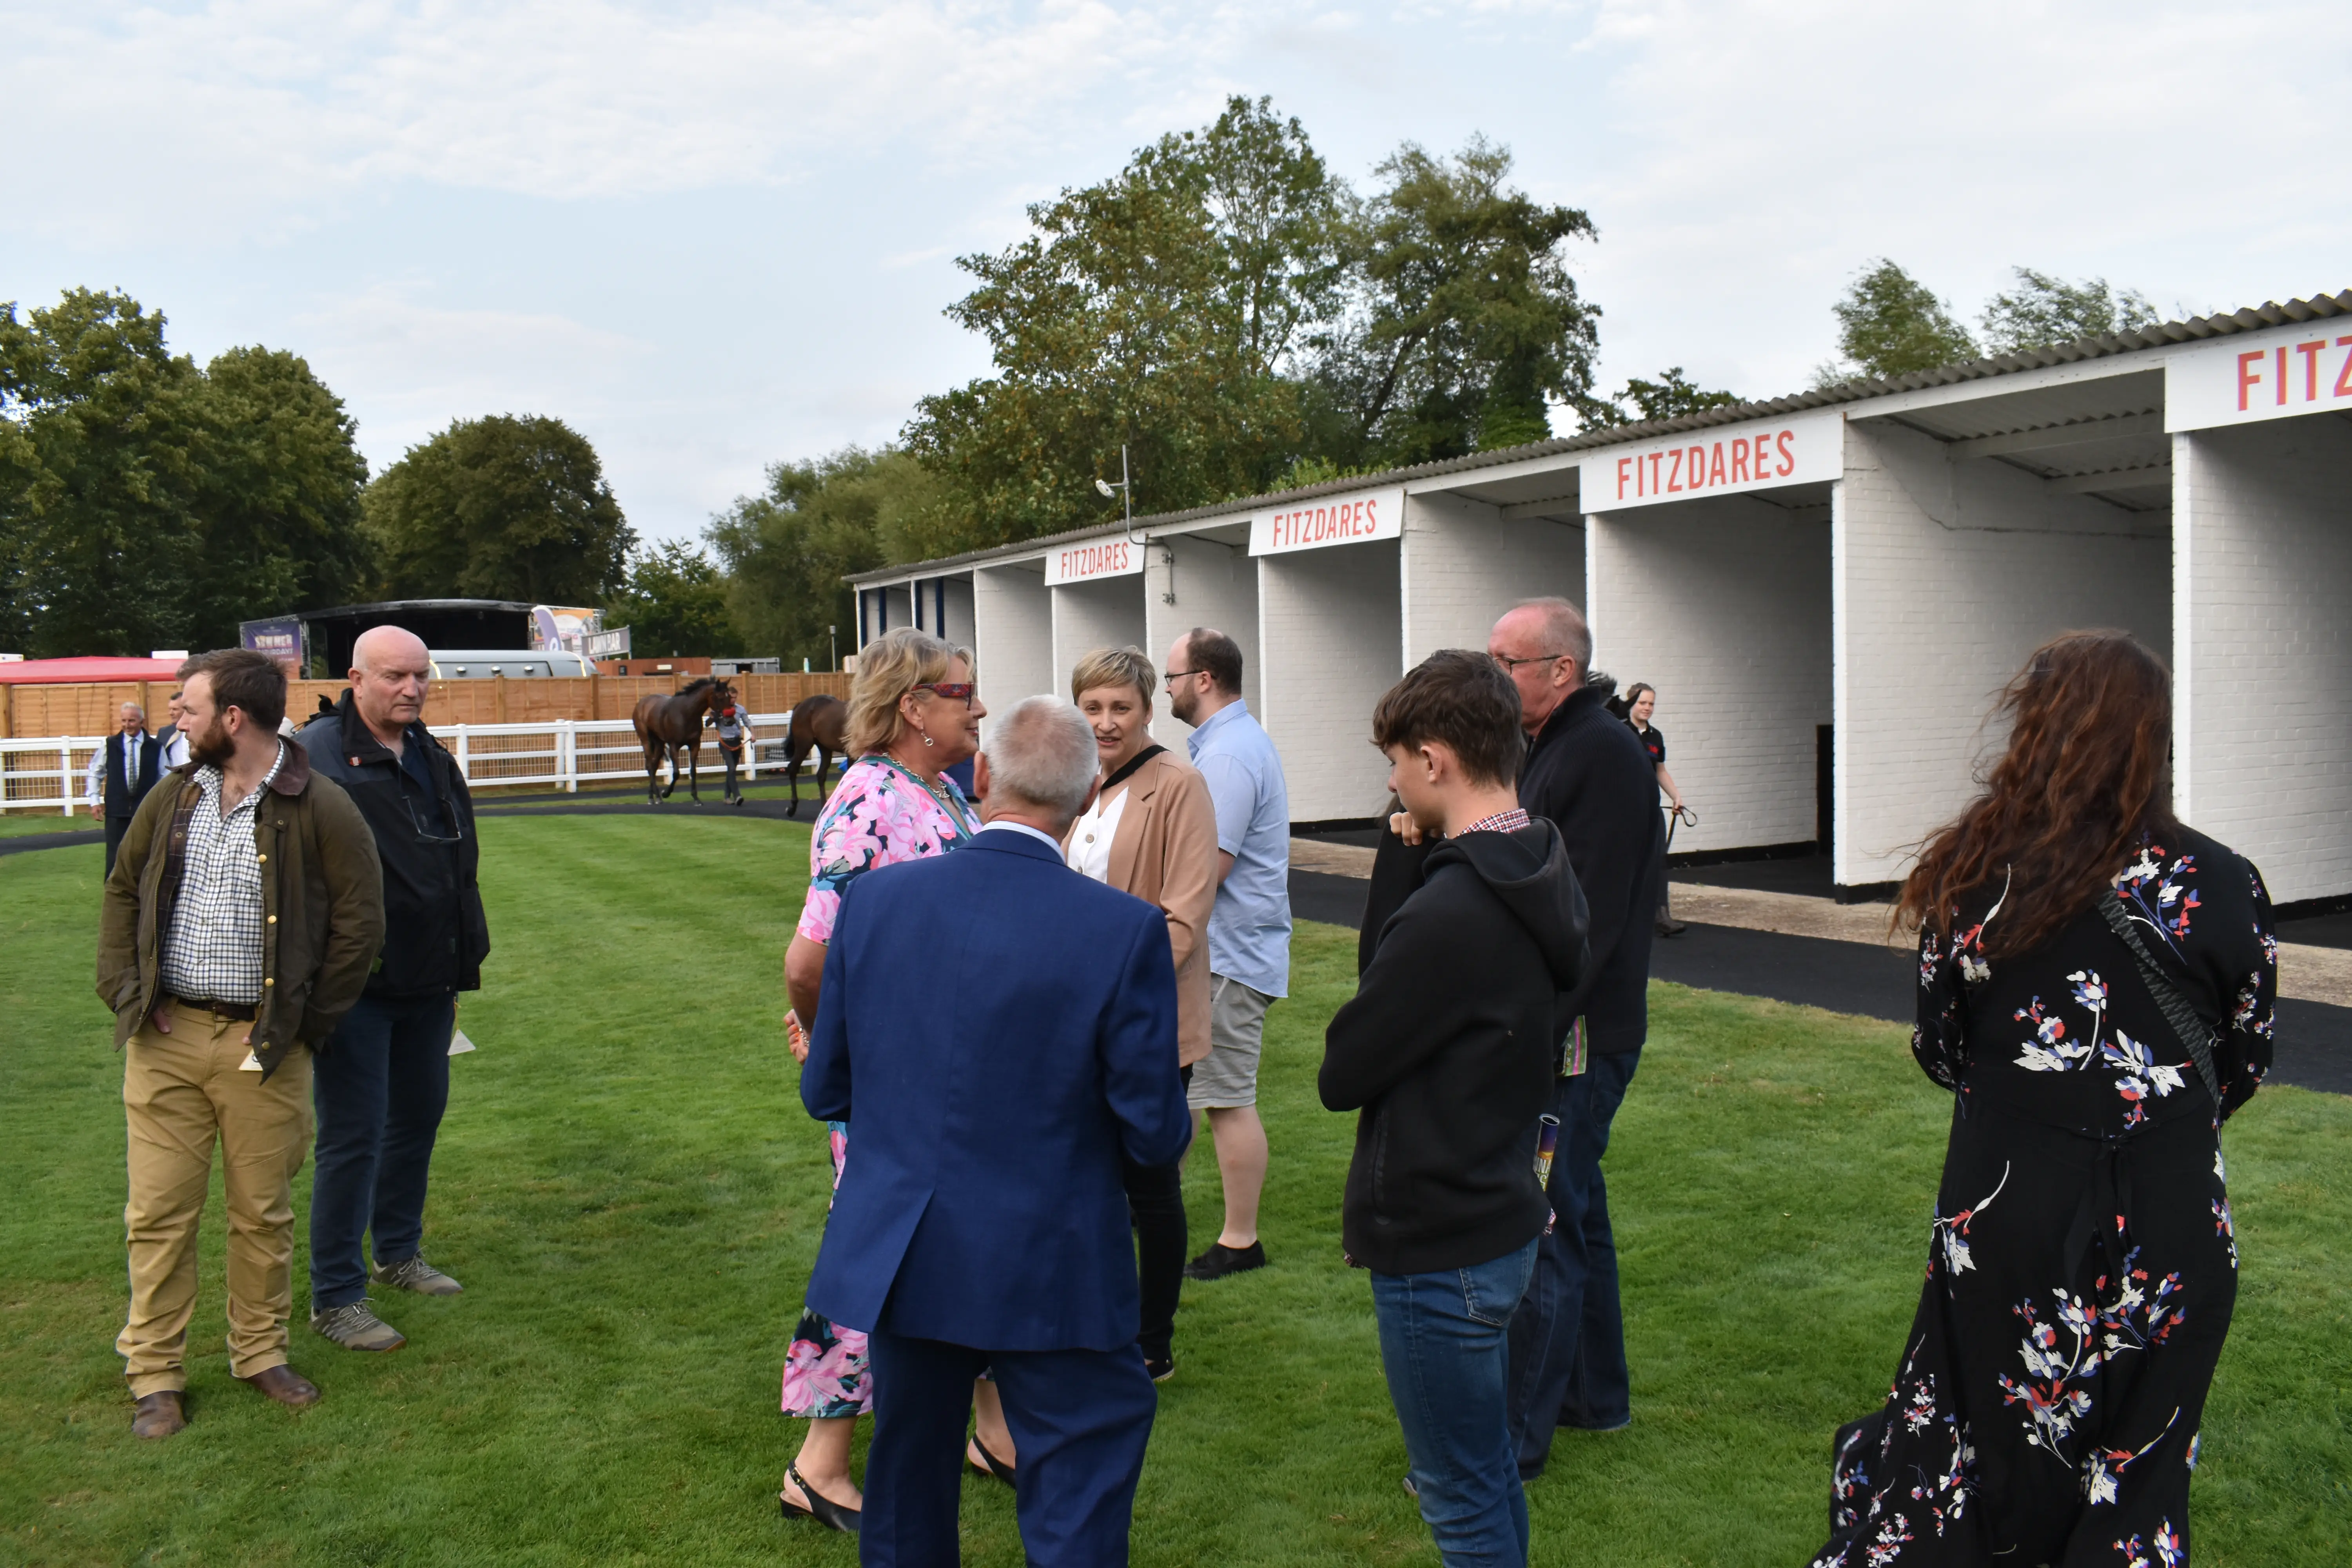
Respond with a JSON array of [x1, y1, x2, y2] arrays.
[[851, 290, 2352, 907]]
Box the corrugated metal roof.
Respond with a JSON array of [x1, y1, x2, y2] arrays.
[[851, 289, 2352, 584]]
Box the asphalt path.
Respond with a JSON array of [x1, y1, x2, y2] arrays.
[[10, 813, 2341, 1094], [1300, 869, 2352, 1096]]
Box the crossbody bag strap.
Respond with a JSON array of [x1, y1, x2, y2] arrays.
[[2097, 890, 2224, 1108]]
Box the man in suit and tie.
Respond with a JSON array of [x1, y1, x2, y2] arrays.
[[86, 702, 163, 876], [801, 695, 1191, 1568]]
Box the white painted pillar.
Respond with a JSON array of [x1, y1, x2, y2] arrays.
[[1145, 532, 1259, 747], [1256, 540, 1401, 822], [1399, 491, 1583, 670]]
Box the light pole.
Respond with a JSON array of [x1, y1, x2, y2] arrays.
[[828, 624, 837, 673], [1095, 443, 1140, 544]]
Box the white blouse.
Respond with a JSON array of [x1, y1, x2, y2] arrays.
[[1064, 784, 1131, 883]]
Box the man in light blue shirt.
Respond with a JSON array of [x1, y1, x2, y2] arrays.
[[1164, 627, 1290, 1281]]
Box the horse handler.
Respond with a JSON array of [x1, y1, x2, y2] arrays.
[[301, 626, 491, 1352], [710, 694, 755, 805], [97, 649, 384, 1439]]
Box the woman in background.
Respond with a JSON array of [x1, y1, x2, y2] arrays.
[[1809, 631, 2273, 1566], [1622, 683, 1686, 937], [776, 627, 985, 1533], [1621, 683, 1682, 817]]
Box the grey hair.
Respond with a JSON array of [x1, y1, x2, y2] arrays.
[[983, 697, 1099, 823], [1510, 597, 1592, 678]]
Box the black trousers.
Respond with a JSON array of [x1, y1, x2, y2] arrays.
[[1121, 1064, 1193, 1363], [104, 815, 132, 877]]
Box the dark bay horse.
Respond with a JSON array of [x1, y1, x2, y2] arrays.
[[632, 677, 733, 804], [780, 693, 847, 818]]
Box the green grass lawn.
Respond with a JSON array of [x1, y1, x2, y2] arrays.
[[2, 817, 2345, 1566], [0, 812, 100, 838]]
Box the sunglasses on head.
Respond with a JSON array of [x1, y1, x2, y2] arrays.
[[918, 682, 976, 706]]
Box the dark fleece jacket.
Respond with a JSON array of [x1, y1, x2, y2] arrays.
[[1320, 820, 1590, 1275]]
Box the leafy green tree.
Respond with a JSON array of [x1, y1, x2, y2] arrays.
[[0, 290, 207, 656], [1575, 366, 1740, 432], [602, 540, 737, 656], [0, 289, 374, 657], [1818, 260, 1978, 384], [704, 447, 902, 668], [905, 96, 1347, 551], [1311, 136, 1599, 464], [364, 415, 633, 605], [187, 345, 374, 638], [1979, 268, 2160, 356]]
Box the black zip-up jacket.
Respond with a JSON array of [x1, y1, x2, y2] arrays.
[[1321, 821, 1590, 1276], [1519, 686, 1660, 1054], [1358, 688, 1661, 1056], [301, 692, 488, 996]]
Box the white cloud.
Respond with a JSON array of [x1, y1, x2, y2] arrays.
[[9, 0, 2349, 539]]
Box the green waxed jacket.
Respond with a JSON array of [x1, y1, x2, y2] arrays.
[[96, 739, 387, 1079]]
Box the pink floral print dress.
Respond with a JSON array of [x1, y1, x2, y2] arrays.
[[780, 755, 977, 1419]]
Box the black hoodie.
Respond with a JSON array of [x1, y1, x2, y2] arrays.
[[1320, 819, 1591, 1275]]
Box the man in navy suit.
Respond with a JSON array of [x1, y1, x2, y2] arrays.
[[801, 695, 1191, 1567]]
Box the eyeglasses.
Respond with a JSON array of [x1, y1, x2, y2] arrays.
[[1491, 652, 1570, 672], [1162, 668, 1208, 682], [917, 682, 977, 706], [404, 791, 463, 846]]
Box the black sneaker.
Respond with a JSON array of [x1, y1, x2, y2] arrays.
[[1144, 1355, 1175, 1383], [1183, 1240, 1266, 1281]]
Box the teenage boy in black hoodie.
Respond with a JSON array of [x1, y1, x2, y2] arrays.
[[1321, 651, 1590, 1568]]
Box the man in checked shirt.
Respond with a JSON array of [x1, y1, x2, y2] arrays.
[[97, 648, 384, 1440]]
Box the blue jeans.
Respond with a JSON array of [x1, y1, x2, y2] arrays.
[[1506, 1047, 1640, 1479], [1371, 1238, 1543, 1568], [309, 992, 454, 1310]]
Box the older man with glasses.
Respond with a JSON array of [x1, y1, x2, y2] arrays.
[[300, 625, 491, 1353]]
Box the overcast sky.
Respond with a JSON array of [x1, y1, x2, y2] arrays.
[[10, 1, 2348, 545]]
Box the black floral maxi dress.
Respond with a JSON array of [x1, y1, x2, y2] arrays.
[[1809, 829, 2275, 1568]]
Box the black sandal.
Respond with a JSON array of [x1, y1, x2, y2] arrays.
[[780, 1464, 862, 1533], [965, 1435, 1018, 1487]]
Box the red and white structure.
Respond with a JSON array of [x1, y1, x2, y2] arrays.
[[853, 290, 2352, 907]]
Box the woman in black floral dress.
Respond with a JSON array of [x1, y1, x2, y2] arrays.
[[1811, 632, 2274, 1568]]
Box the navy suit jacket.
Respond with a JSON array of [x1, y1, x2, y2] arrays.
[[801, 827, 1190, 1352]]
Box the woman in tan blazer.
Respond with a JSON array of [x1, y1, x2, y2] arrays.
[[968, 644, 1221, 1481]]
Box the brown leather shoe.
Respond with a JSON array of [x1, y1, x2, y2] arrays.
[[132, 1390, 187, 1439], [238, 1364, 321, 1408]]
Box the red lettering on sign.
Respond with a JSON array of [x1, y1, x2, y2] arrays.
[[1666, 447, 1684, 492], [1708, 443, 1726, 487], [2276, 345, 2289, 407], [1649, 452, 1663, 495], [1617, 456, 1632, 500], [1776, 430, 1795, 475], [1730, 441, 1749, 483], [2238, 350, 2264, 410], [2337, 337, 2352, 398], [2298, 340, 2328, 402]]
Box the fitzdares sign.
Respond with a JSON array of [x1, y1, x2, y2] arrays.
[[1249, 487, 1405, 555], [1044, 537, 1145, 586], [1581, 408, 1843, 512]]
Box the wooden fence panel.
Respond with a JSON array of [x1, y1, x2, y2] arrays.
[[0, 672, 853, 739]]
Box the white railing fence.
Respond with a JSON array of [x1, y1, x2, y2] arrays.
[[1, 713, 816, 815]]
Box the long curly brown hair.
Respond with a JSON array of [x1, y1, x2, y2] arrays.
[[1897, 630, 2177, 957]]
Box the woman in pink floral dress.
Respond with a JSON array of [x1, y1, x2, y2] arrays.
[[776, 628, 984, 1532]]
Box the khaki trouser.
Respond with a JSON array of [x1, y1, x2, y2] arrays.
[[118, 1006, 312, 1397]]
